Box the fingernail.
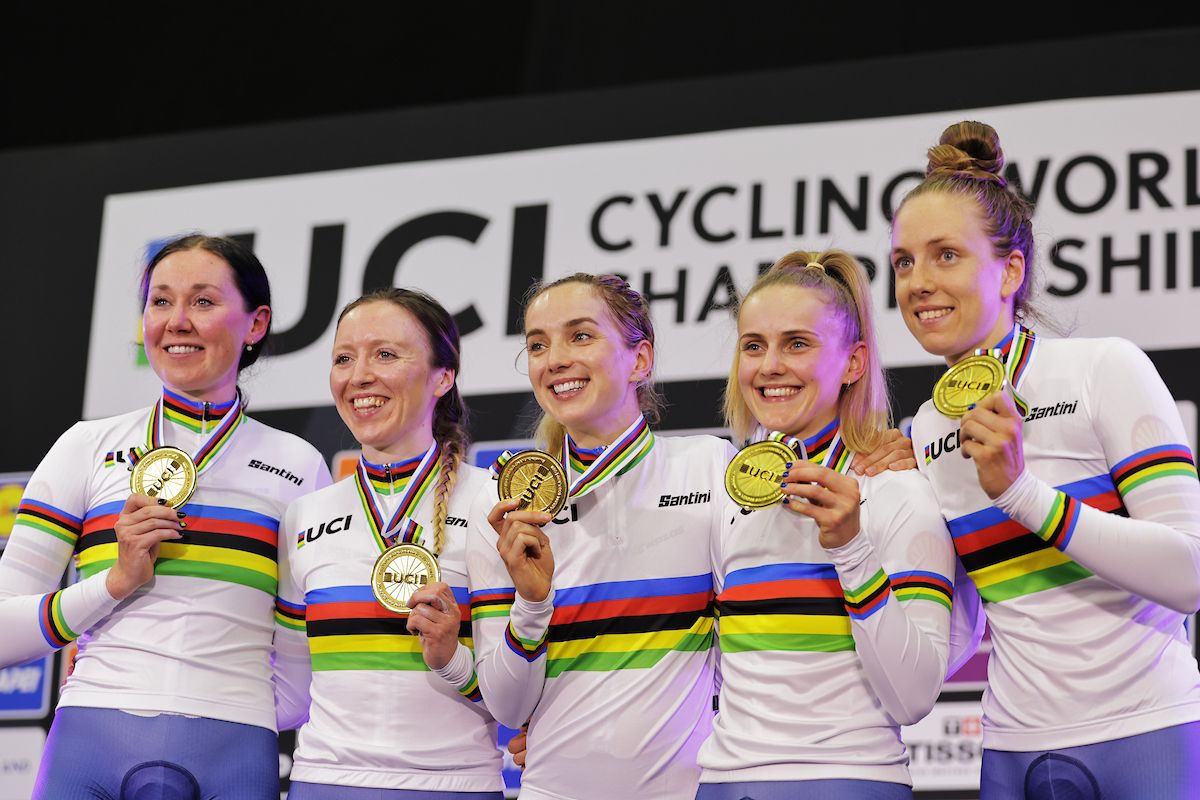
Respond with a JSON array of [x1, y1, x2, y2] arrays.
[[781, 471, 789, 479], [157, 499, 167, 505], [176, 511, 187, 518], [179, 521, 187, 529], [785, 462, 793, 469], [780, 482, 788, 488], [968, 403, 976, 410], [782, 497, 790, 505]]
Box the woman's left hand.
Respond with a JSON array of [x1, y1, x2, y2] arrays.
[[406, 581, 461, 670], [781, 462, 862, 549], [960, 390, 1025, 499], [851, 428, 916, 476]]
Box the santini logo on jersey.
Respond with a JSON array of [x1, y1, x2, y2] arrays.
[[1025, 400, 1078, 422], [297, 514, 352, 547], [659, 491, 712, 507], [248, 459, 304, 486]]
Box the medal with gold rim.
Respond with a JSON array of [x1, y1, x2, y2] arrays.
[[498, 449, 568, 517], [129, 446, 197, 508], [932, 354, 1005, 418], [725, 435, 805, 510], [372, 543, 441, 614]]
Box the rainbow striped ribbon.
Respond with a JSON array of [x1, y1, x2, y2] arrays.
[[562, 415, 655, 500], [353, 442, 442, 552], [806, 420, 855, 476], [975, 323, 1037, 417], [130, 390, 246, 476], [766, 430, 806, 459]]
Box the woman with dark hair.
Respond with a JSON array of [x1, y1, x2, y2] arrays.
[[892, 121, 1200, 799], [0, 234, 331, 799], [274, 288, 503, 799], [468, 273, 734, 800]]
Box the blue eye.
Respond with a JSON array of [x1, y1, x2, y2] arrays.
[[940, 250, 958, 262], [526, 341, 546, 353], [572, 331, 593, 343], [891, 255, 912, 271]]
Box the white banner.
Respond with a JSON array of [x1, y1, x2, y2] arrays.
[[87, 91, 1200, 416], [0, 727, 45, 800], [902, 700, 984, 792]]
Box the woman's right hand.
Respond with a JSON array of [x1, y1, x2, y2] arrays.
[[106, 494, 184, 601], [488, 498, 554, 603]]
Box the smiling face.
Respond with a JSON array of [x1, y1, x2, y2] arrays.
[[891, 191, 1025, 364], [523, 282, 652, 449], [142, 248, 270, 404], [330, 300, 453, 463], [736, 285, 865, 440]]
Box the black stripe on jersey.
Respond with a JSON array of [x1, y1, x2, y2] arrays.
[[307, 618, 472, 639], [74, 527, 278, 561], [958, 532, 1051, 574], [548, 608, 710, 643], [717, 596, 846, 617]]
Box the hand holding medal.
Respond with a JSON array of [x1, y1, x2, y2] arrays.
[[107, 493, 186, 600], [780, 462, 863, 550], [959, 389, 1026, 499], [488, 496, 555, 603], [405, 581, 462, 670]]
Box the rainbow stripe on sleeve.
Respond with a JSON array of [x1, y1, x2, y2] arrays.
[[542, 573, 713, 677], [891, 570, 953, 611], [458, 670, 482, 703], [76, 501, 280, 595], [274, 597, 306, 632], [843, 568, 892, 620], [948, 473, 1123, 603], [38, 591, 78, 649], [717, 563, 853, 654], [1110, 444, 1197, 496], [15, 500, 82, 547], [304, 585, 473, 672], [504, 623, 548, 662]]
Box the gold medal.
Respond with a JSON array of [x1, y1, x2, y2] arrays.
[[725, 440, 797, 510], [498, 449, 568, 517], [129, 446, 198, 508], [933, 354, 1005, 418], [371, 543, 442, 614]]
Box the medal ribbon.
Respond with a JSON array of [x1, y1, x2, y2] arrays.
[[803, 418, 855, 476], [130, 390, 246, 475], [353, 442, 442, 552], [765, 430, 805, 458], [562, 415, 655, 500], [974, 323, 1037, 417]]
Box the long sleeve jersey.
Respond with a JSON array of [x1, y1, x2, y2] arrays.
[[913, 332, 1200, 751], [274, 459, 502, 793], [699, 422, 955, 786], [0, 390, 329, 730], [467, 433, 733, 800]]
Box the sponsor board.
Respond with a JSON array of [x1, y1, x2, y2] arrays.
[[902, 700, 984, 792], [87, 91, 1200, 418], [0, 655, 52, 721], [0, 727, 46, 800]]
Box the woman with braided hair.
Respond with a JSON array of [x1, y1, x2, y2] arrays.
[[274, 288, 503, 799], [892, 121, 1200, 799]]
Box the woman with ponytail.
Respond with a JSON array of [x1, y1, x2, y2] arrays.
[[697, 251, 956, 800], [274, 288, 502, 799], [892, 121, 1200, 798]]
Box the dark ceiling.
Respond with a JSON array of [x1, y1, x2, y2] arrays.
[[3, 6, 1194, 151]]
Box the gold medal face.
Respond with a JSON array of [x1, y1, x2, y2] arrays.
[[129, 446, 198, 508], [371, 544, 441, 614], [725, 441, 797, 510], [498, 450, 568, 517], [933, 354, 1005, 418]]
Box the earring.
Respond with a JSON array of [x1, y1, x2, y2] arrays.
[[245, 344, 253, 352]]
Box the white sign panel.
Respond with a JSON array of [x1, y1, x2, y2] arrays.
[[902, 699, 984, 792], [0, 727, 46, 800], [87, 91, 1200, 417]]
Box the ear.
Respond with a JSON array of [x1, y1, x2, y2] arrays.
[[629, 340, 654, 384], [999, 249, 1026, 301], [431, 367, 455, 400], [841, 340, 868, 387], [245, 305, 271, 346]]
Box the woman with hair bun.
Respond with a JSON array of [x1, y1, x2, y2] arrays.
[[0, 234, 331, 799], [274, 288, 503, 799], [892, 121, 1200, 798], [697, 251, 956, 800]]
